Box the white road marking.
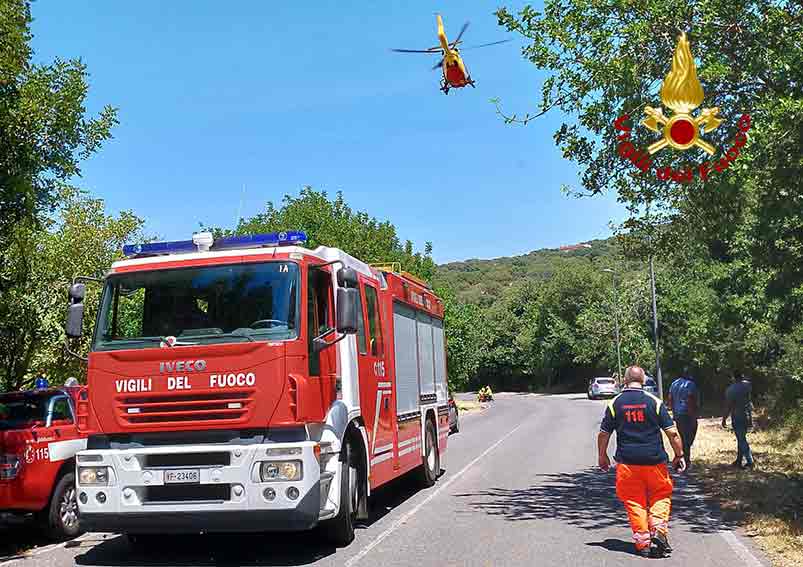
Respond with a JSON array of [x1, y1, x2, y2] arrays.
[[685, 479, 766, 566], [719, 530, 764, 567], [345, 420, 528, 567]]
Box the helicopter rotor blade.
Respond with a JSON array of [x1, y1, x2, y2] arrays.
[[463, 39, 513, 50], [431, 58, 444, 71], [391, 48, 441, 53], [450, 21, 470, 47]]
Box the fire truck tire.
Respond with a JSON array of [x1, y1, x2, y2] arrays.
[[417, 420, 439, 488], [321, 441, 356, 547], [42, 472, 82, 540]]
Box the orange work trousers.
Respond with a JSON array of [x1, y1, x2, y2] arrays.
[[615, 463, 673, 550]]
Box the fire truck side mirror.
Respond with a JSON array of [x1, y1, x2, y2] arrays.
[[337, 267, 358, 289], [66, 283, 86, 339], [336, 288, 358, 334], [69, 283, 86, 301], [66, 303, 85, 338]]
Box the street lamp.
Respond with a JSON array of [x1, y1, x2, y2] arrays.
[[602, 268, 623, 383], [648, 249, 664, 399]]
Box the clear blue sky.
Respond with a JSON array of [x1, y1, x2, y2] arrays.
[[31, 1, 626, 264]]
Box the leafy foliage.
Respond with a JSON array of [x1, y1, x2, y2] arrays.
[[221, 187, 436, 281], [0, 187, 144, 390], [0, 0, 118, 268]]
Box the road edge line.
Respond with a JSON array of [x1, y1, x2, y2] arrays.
[[684, 478, 766, 566], [718, 530, 765, 567], [344, 419, 529, 567]]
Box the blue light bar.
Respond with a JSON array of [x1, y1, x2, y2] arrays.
[[213, 230, 307, 251], [123, 239, 197, 258], [122, 231, 307, 258]]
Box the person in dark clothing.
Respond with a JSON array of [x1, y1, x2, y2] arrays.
[[722, 370, 754, 469], [598, 366, 686, 558], [667, 369, 700, 470]]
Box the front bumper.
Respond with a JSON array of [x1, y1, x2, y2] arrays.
[[592, 389, 618, 397], [81, 496, 319, 534], [76, 442, 339, 534]]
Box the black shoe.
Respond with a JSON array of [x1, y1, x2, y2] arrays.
[[636, 547, 651, 558], [650, 532, 672, 557], [731, 460, 742, 468]]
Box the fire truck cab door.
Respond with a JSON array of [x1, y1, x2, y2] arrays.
[[357, 281, 395, 477], [20, 396, 71, 508]]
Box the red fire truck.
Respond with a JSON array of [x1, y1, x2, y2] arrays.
[[65, 231, 449, 546], [1, 380, 87, 538]]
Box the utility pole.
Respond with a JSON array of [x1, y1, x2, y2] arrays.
[[648, 254, 664, 398], [602, 268, 623, 382]]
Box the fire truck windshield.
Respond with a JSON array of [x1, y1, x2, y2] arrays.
[[93, 261, 299, 351], [0, 394, 47, 430]]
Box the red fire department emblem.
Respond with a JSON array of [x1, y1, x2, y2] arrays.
[[613, 33, 751, 183]]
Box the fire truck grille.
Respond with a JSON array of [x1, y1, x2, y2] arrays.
[[117, 389, 255, 426]]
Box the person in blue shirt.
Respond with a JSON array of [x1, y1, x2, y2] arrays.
[[722, 370, 754, 469], [598, 366, 685, 558], [667, 368, 700, 470]]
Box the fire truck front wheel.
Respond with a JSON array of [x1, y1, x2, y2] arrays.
[[321, 441, 357, 547], [40, 472, 82, 540]]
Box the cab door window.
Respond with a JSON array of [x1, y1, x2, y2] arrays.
[[307, 267, 332, 376], [364, 284, 383, 357], [355, 288, 367, 355], [50, 396, 74, 425]]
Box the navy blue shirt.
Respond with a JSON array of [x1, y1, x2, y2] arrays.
[[600, 387, 675, 465], [669, 377, 699, 416]]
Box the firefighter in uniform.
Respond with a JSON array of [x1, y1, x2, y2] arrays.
[[597, 365, 686, 558]]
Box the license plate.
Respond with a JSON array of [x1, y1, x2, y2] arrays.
[[163, 469, 200, 484]]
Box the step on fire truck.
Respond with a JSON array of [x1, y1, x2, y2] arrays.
[[1, 379, 87, 538], [65, 231, 449, 546]]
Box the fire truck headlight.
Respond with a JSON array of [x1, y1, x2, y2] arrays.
[[260, 460, 302, 482], [79, 466, 110, 486]]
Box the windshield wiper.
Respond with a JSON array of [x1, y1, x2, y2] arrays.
[[179, 330, 255, 343], [102, 336, 199, 346]]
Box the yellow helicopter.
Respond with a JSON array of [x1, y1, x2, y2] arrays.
[[391, 15, 511, 94]]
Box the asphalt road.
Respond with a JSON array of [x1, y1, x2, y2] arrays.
[[1, 393, 769, 567]]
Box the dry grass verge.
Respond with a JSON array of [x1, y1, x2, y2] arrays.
[[693, 417, 803, 567]]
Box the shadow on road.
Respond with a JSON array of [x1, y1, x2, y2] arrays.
[[0, 516, 57, 562], [585, 538, 638, 556], [454, 467, 733, 536], [74, 475, 426, 567]]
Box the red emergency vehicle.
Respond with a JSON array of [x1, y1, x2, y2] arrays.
[[65, 231, 449, 546], [0, 381, 87, 538]]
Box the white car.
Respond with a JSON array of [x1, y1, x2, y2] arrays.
[[588, 377, 618, 399]]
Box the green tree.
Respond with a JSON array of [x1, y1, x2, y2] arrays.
[[226, 187, 435, 280], [496, 0, 803, 400], [0, 187, 144, 390], [436, 286, 487, 391], [0, 1, 118, 268]]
